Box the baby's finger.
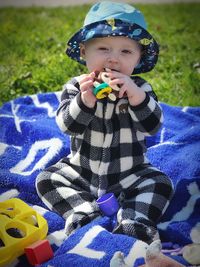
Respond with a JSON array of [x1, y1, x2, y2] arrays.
[[80, 81, 94, 92], [106, 69, 123, 79], [118, 87, 126, 98], [80, 76, 92, 85], [80, 71, 95, 84], [109, 78, 123, 89]]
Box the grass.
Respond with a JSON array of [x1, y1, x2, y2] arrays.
[[0, 3, 199, 107]]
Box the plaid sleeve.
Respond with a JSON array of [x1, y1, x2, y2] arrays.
[[128, 80, 163, 136], [56, 77, 96, 135]]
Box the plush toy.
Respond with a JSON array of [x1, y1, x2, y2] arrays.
[[143, 240, 185, 267], [93, 69, 120, 101], [110, 240, 185, 267], [181, 223, 200, 265]]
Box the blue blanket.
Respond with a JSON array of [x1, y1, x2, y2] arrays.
[[0, 92, 200, 267]]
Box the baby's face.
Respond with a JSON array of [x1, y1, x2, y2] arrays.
[[80, 36, 141, 76]]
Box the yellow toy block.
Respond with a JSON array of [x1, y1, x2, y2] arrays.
[[0, 198, 48, 267]]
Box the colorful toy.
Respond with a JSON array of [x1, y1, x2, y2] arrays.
[[25, 239, 53, 266], [96, 192, 119, 231], [93, 69, 120, 101], [0, 198, 48, 266]]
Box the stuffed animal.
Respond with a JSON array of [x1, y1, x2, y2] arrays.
[[93, 69, 120, 101], [181, 223, 200, 265], [143, 240, 185, 267], [110, 240, 185, 267]]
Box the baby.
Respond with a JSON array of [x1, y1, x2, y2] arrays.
[[36, 0, 174, 250]]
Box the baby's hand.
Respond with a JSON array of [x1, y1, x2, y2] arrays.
[[79, 72, 97, 108], [107, 70, 146, 106]]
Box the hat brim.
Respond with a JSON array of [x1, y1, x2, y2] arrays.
[[66, 19, 159, 74]]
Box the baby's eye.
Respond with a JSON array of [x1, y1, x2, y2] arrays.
[[98, 47, 109, 51], [122, 49, 132, 54]]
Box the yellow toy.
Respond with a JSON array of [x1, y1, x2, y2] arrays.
[[0, 198, 48, 267]]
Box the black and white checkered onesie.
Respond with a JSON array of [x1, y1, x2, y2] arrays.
[[36, 76, 173, 244]]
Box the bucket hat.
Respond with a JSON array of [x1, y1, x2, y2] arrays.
[[66, 1, 159, 74]]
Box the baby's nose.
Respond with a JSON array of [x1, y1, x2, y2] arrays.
[[107, 51, 119, 63]]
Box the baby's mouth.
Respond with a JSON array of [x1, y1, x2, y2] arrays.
[[104, 68, 119, 72]]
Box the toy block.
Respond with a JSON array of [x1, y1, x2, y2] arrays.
[[25, 239, 53, 266], [0, 198, 48, 267]]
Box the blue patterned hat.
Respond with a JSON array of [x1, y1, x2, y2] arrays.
[[66, 1, 159, 74]]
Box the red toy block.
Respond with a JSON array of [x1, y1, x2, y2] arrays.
[[24, 239, 53, 266]]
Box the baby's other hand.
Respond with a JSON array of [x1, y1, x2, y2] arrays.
[[107, 70, 146, 106]]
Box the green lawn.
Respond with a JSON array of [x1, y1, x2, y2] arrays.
[[0, 3, 199, 106]]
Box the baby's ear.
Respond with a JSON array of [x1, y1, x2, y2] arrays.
[[80, 43, 86, 58]]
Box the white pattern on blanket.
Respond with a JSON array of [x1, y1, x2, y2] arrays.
[[0, 92, 199, 267]]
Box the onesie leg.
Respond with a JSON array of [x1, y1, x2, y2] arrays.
[[36, 161, 100, 235], [113, 164, 174, 244]]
